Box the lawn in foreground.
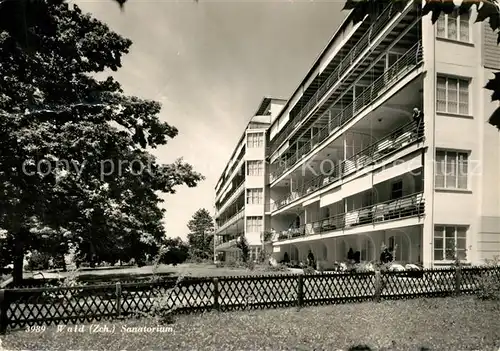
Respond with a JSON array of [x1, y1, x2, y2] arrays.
[[2, 297, 499, 351]]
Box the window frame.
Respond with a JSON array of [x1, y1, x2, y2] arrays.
[[247, 160, 264, 176], [436, 75, 470, 116], [436, 9, 471, 43], [435, 149, 469, 190], [246, 188, 263, 205], [246, 216, 263, 233], [433, 225, 468, 262], [390, 179, 403, 200], [247, 132, 264, 148]]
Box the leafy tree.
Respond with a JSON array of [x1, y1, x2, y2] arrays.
[[342, 0, 500, 129], [0, 1, 203, 283], [159, 237, 189, 266], [236, 235, 250, 263], [186, 208, 215, 261]]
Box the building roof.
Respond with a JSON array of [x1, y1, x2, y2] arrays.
[[253, 96, 287, 117]]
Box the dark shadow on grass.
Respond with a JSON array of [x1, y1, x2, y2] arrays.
[[76, 272, 175, 284]]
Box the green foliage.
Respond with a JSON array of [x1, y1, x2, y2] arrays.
[[26, 251, 51, 271], [0, 0, 204, 281], [303, 266, 316, 275], [477, 272, 500, 301], [158, 237, 189, 266], [186, 208, 214, 261], [342, 0, 500, 130], [236, 235, 250, 263]]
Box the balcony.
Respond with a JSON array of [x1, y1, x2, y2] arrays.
[[215, 238, 239, 252], [216, 208, 245, 234], [276, 191, 424, 241], [269, 3, 396, 156], [273, 120, 424, 211], [216, 180, 245, 216], [270, 41, 423, 182]]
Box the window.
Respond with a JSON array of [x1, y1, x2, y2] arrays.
[[436, 76, 470, 115], [247, 133, 264, 148], [246, 216, 263, 233], [435, 150, 469, 189], [434, 225, 467, 261], [247, 161, 264, 176], [437, 10, 470, 42], [246, 188, 263, 205], [386, 51, 402, 69], [360, 238, 374, 261], [391, 180, 403, 200], [249, 247, 261, 262]]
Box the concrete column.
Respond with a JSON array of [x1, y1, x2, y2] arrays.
[[421, 13, 436, 269]]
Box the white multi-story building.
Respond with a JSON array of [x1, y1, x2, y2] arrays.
[[215, 1, 500, 267], [214, 98, 286, 262]]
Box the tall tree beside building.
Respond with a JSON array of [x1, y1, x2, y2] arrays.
[[0, 0, 203, 283], [187, 208, 215, 261]]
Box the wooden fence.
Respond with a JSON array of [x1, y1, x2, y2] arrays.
[[0, 266, 499, 333]]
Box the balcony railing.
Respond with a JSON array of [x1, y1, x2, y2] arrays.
[[270, 41, 423, 182], [216, 180, 245, 214], [273, 120, 424, 211], [276, 191, 424, 241], [215, 238, 239, 251], [217, 148, 245, 196], [269, 3, 396, 155], [216, 208, 245, 232]]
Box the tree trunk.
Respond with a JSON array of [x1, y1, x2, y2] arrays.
[[12, 236, 24, 285], [61, 254, 67, 272], [89, 241, 96, 268]]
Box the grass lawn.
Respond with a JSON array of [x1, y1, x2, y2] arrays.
[[2, 297, 499, 351], [19, 263, 288, 286]]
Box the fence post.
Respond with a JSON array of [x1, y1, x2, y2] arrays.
[[213, 278, 219, 312], [455, 265, 462, 296], [374, 270, 382, 302], [297, 274, 304, 308], [0, 289, 9, 334], [115, 282, 122, 317]]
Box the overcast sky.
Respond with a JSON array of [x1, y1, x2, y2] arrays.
[[77, 0, 346, 240]]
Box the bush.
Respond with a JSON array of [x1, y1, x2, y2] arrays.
[[236, 235, 250, 263], [303, 266, 316, 275], [27, 251, 51, 271], [477, 272, 500, 301], [264, 264, 288, 272], [245, 261, 255, 271]]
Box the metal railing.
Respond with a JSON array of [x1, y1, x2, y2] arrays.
[[216, 149, 245, 197], [214, 238, 239, 251], [269, 3, 397, 155], [273, 120, 424, 211], [276, 191, 424, 241], [270, 41, 423, 182], [216, 180, 245, 215], [216, 208, 245, 232]]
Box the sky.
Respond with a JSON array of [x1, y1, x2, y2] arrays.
[[77, 0, 347, 240]]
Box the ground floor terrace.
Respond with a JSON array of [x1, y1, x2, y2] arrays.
[[272, 224, 423, 268]]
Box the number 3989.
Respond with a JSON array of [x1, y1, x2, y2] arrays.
[[25, 325, 46, 333]]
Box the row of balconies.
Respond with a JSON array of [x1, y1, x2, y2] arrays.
[[272, 120, 424, 211], [270, 41, 423, 182], [275, 191, 424, 241], [216, 146, 246, 196], [215, 207, 245, 233], [269, 2, 396, 155], [215, 179, 245, 215]]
